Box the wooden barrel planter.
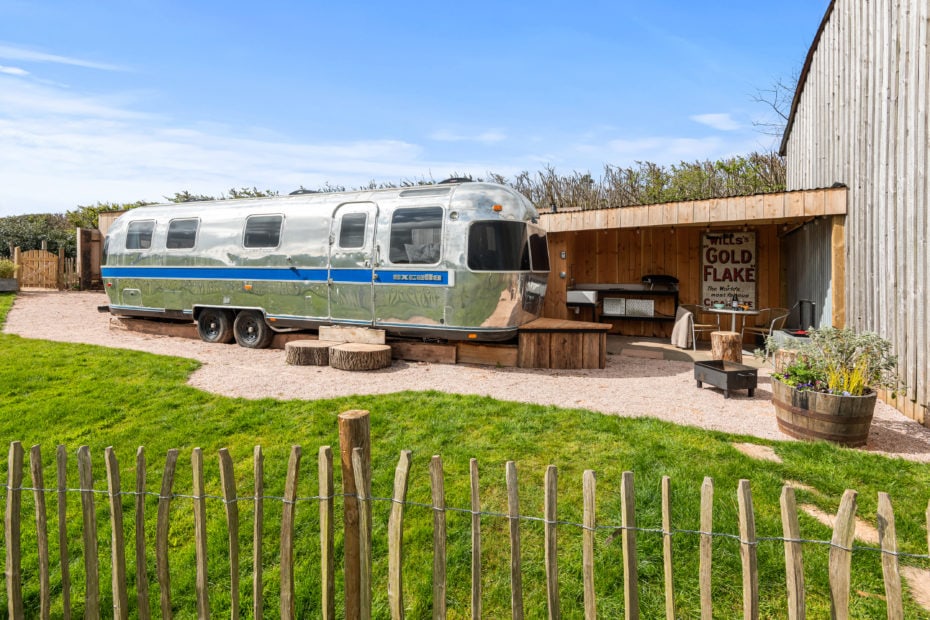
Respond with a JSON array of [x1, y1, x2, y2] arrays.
[[771, 379, 877, 447]]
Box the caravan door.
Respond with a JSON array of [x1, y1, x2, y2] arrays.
[[328, 202, 378, 324]]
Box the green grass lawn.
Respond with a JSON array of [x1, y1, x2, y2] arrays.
[[1, 291, 929, 618]]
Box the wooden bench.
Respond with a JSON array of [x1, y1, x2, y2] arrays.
[[518, 318, 611, 369]]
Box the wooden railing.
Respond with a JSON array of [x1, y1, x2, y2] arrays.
[[3, 410, 926, 618]]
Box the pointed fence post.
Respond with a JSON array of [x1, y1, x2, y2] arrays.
[[829, 490, 858, 620], [339, 410, 370, 620]]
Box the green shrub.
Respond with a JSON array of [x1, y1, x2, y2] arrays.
[[767, 326, 902, 396], [0, 258, 17, 279]]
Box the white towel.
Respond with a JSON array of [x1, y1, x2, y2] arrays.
[[671, 306, 692, 349]]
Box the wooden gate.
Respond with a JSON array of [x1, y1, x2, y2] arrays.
[[19, 249, 59, 288]]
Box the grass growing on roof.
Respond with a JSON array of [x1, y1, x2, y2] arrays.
[[1, 290, 929, 617]]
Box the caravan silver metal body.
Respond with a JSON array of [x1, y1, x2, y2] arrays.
[[102, 182, 549, 346]]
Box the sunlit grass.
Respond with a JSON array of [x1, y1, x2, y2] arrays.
[[1, 291, 928, 617]]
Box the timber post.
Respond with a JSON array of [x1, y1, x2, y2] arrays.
[[339, 410, 371, 620]]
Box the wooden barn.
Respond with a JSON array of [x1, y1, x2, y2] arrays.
[[781, 0, 929, 423]]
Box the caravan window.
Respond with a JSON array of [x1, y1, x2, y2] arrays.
[[529, 230, 550, 272], [468, 221, 529, 271], [243, 215, 283, 248], [389, 207, 442, 264], [126, 220, 155, 250], [339, 213, 367, 249], [166, 219, 199, 249]]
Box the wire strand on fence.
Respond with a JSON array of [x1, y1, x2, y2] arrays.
[[5, 483, 929, 561]]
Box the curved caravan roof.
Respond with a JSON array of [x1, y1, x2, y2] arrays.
[[109, 181, 541, 226]]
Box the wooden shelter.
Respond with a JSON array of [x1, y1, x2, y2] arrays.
[[781, 0, 929, 423], [538, 188, 847, 340]]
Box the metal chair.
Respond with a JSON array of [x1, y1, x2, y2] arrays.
[[680, 304, 721, 351], [741, 307, 790, 350]]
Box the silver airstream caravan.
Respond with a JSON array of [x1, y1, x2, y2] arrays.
[[101, 181, 550, 347]]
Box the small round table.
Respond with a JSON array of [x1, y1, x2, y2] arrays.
[[705, 307, 760, 332]]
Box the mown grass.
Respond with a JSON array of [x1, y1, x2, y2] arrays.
[[0, 291, 929, 618]]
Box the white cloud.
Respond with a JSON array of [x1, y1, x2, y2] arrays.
[[691, 113, 741, 131], [429, 129, 507, 144], [0, 43, 124, 71], [0, 74, 494, 215], [0, 65, 28, 76]]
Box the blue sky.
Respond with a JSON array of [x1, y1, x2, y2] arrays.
[[0, 1, 830, 216]]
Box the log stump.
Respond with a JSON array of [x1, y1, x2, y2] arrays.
[[285, 340, 337, 366], [711, 331, 743, 363], [329, 343, 392, 371]]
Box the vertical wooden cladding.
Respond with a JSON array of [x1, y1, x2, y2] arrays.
[[784, 0, 930, 421]]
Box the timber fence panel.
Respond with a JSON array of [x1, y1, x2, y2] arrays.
[[780, 485, 805, 620], [253, 446, 264, 620], [28, 445, 50, 620], [318, 446, 334, 620], [661, 475, 674, 620], [6, 441, 24, 619], [388, 450, 412, 620], [582, 470, 596, 620], [829, 489, 858, 620], [105, 447, 129, 620], [157, 449, 179, 619], [737, 479, 758, 620], [135, 448, 150, 619], [352, 448, 373, 620], [77, 445, 100, 618], [699, 476, 714, 620], [878, 492, 903, 619], [279, 445, 301, 620], [7, 438, 930, 617], [620, 470, 639, 620], [56, 445, 72, 620], [505, 460, 524, 620], [192, 448, 210, 619], [543, 465, 559, 620], [469, 459, 482, 620], [429, 455, 447, 620], [218, 448, 239, 620]]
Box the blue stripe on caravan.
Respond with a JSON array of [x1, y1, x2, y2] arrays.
[[101, 266, 329, 281], [102, 266, 453, 286], [329, 269, 374, 284]]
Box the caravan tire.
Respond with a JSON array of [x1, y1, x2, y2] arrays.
[[197, 308, 235, 344], [233, 310, 274, 349]]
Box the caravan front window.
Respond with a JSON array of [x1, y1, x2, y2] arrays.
[[126, 221, 155, 250], [468, 221, 529, 271]]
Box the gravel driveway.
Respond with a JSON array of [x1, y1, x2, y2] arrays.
[[6, 290, 930, 462]]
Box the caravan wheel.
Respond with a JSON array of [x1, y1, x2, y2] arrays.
[[233, 310, 274, 349], [197, 308, 234, 344]]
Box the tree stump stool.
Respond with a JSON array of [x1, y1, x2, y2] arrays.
[[285, 340, 337, 366], [329, 343, 392, 371], [773, 349, 800, 374], [711, 331, 743, 363]]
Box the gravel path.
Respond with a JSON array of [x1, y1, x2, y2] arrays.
[[6, 290, 930, 462]]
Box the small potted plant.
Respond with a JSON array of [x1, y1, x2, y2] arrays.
[[764, 326, 902, 447], [0, 258, 19, 292]]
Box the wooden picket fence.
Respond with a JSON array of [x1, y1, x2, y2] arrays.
[[2, 411, 926, 619]]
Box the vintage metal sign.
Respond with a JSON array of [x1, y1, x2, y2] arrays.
[[701, 231, 757, 307]]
